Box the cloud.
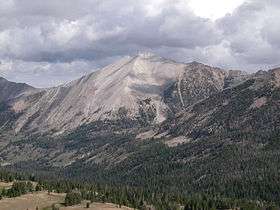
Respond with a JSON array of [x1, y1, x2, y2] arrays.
[[217, 0, 280, 68], [0, 0, 280, 87], [0, 0, 221, 63], [0, 59, 100, 88]]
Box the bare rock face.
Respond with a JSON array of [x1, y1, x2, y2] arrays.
[[0, 53, 247, 134], [164, 62, 232, 114], [270, 68, 280, 86], [12, 54, 186, 133], [159, 66, 280, 141]]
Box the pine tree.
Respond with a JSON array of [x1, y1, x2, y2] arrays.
[[65, 191, 82, 206]]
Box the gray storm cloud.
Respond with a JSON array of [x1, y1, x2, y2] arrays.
[[0, 0, 280, 87]]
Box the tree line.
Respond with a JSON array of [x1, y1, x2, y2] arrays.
[[0, 170, 279, 210]]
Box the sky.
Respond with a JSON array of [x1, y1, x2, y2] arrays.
[[0, 0, 280, 87]]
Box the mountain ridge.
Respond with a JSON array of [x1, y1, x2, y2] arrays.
[[0, 54, 277, 136], [2, 54, 246, 134]]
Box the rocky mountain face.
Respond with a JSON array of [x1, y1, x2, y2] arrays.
[[1, 53, 244, 134], [0, 54, 279, 202], [160, 68, 280, 142], [6, 53, 187, 133]]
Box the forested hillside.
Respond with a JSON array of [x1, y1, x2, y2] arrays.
[[0, 170, 278, 210]]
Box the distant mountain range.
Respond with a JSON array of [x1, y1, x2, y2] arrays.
[[0, 53, 280, 202]]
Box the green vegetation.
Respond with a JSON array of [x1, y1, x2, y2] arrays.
[[0, 170, 279, 210], [65, 191, 82, 206], [0, 181, 34, 198]]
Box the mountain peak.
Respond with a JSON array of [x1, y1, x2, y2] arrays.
[[0, 76, 7, 82], [132, 52, 178, 65], [135, 52, 157, 59], [189, 61, 202, 65], [6, 54, 249, 134], [0, 76, 35, 89]]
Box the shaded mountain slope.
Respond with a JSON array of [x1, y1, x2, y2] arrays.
[[0, 77, 34, 103]]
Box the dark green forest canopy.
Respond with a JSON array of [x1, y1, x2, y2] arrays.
[[0, 170, 279, 210]]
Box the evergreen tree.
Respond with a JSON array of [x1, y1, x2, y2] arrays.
[[65, 191, 82, 206]]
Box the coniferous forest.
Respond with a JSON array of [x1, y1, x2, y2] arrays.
[[0, 170, 279, 210]]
